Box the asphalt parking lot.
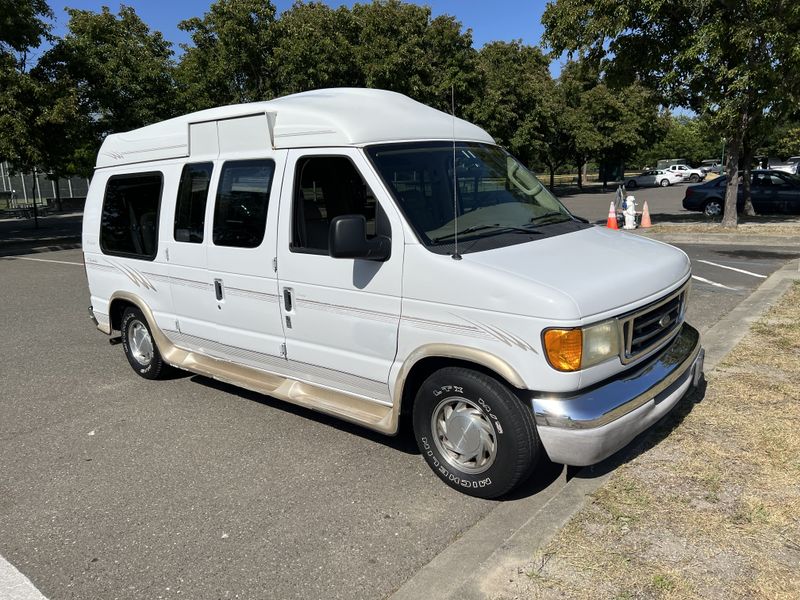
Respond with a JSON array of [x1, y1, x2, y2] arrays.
[[558, 178, 700, 223], [1, 238, 798, 600]]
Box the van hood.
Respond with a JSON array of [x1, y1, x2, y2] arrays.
[[464, 226, 690, 319]]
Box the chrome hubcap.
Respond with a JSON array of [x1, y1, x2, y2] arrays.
[[127, 320, 153, 366], [706, 202, 722, 216], [431, 397, 496, 474]]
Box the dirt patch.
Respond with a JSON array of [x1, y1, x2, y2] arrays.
[[493, 282, 800, 599]]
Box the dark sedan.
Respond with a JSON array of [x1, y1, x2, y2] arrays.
[[682, 170, 800, 216]]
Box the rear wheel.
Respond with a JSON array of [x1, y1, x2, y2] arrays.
[[660, 178, 670, 187], [412, 367, 540, 499], [703, 199, 723, 217], [120, 306, 169, 379], [627, 180, 637, 188]]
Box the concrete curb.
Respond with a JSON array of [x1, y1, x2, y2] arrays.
[[387, 258, 800, 600]]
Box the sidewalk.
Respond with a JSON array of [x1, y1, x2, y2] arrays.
[[0, 211, 83, 254]]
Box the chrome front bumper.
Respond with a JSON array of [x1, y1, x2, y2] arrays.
[[532, 323, 703, 466]]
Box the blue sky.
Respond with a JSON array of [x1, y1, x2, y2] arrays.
[[45, 1, 550, 52]]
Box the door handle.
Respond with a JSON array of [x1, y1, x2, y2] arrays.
[[214, 278, 224, 301], [283, 287, 293, 312]]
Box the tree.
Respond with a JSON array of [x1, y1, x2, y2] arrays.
[[0, 0, 52, 167], [467, 42, 552, 170], [270, 2, 360, 96], [542, 0, 800, 227], [350, 0, 477, 111], [177, 0, 278, 110], [35, 5, 178, 176], [633, 115, 719, 170]]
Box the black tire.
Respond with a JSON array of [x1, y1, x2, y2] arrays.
[[626, 179, 637, 188], [689, 174, 700, 182], [120, 306, 169, 380], [412, 367, 540, 499], [703, 199, 723, 217], [660, 178, 670, 187]]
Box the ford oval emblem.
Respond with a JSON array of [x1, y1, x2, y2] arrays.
[[659, 314, 671, 328]]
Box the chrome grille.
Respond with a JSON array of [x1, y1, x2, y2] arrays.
[[619, 284, 687, 363]]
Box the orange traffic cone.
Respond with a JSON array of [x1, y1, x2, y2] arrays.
[[641, 201, 652, 228], [606, 201, 619, 229]]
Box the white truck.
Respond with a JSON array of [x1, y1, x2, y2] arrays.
[[666, 164, 706, 182], [83, 88, 704, 498]]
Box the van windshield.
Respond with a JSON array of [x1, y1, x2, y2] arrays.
[[366, 142, 581, 253]]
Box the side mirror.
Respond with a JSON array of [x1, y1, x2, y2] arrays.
[[329, 215, 391, 261]]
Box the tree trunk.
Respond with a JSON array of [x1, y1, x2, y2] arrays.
[[54, 174, 63, 212], [576, 159, 583, 189], [741, 139, 755, 217], [549, 164, 555, 190], [721, 137, 741, 228], [31, 168, 40, 229]]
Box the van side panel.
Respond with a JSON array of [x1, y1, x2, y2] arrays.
[[83, 163, 182, 337]]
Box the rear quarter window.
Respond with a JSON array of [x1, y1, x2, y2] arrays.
[[100, 172, 163, 260]]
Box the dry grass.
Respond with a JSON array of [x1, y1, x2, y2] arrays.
[[644, 223, 800, 236], [498, 282, 800, 599]]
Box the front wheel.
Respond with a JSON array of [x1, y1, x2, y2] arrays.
[[626, 180, 638, 189], [412, 367, 540, 499], [689, 174, 700, 182], [660, 178, 670, 187]]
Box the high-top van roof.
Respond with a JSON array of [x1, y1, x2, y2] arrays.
[[96, 88, 495, 169]]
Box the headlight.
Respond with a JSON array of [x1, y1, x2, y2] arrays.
[[543, 320, 620, 372]]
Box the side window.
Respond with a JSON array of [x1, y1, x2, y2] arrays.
[[100, 172, 162, 260], [213, 159, 275, 248], [174, 162, 213, 243], [292, 156, 383, 254]]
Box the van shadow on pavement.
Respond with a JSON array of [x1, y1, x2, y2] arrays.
[[190, 374, 422, 455]]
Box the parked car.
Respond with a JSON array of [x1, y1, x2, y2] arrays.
[[770, 156, 800, 175], [665, 164, 706, 182], [83, 88, 704, 499], [626, 169, 683, 188], [699, 160, 722, 174], [682, 169, 800, 216]]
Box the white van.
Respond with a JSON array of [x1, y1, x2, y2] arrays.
[[83, 88, 703, 498]]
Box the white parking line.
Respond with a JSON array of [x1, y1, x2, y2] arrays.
[[697, 259, 767, 278], [692, 275, 737, 290], [0, 554, 48, 600], [1, 256, 83, 266]]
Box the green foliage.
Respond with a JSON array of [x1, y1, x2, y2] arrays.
[[271, 2, 360, 95], [0, 0, 52, 58], [633, 115, 720, 169], [177, 0, 278, 109], [542, 0, 800, 224], [0, 0, 53, 167], [467, 41, 551, 167], [35, 6, 178, 175]]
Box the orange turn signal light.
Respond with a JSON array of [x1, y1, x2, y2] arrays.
[[543, 328, 583, 372]]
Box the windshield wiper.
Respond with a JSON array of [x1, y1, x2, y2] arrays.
[[433, 224, 541, 242], [530, 211, 571, 224]]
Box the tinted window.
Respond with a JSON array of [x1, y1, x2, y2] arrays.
[[174, 162, 213, 243], [292, 156, 381, 254], [213, 160, 275, 248], [100, 173, 162, 260]]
